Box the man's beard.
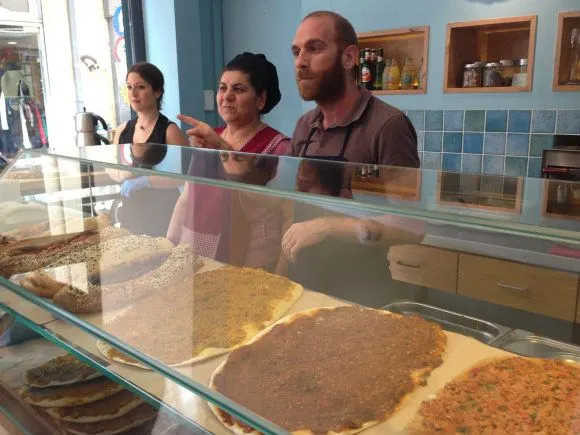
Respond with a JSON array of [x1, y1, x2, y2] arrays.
[[297, 55, 346, 104]]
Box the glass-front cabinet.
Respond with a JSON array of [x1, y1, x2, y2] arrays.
[[1, 144, 579, 434]]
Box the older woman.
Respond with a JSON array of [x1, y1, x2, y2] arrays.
[[167, 53, 289, 271]]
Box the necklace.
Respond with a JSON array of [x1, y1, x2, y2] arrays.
[[137, 115, 159, 131], [222, 122, 265, 150]]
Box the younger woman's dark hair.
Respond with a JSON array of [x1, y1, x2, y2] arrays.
[[223, 52, 281, 114], [130, 143, 168, 168], [127, 62, 165, 110]]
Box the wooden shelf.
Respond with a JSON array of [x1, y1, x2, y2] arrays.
[[371, 89, 425, 95], [444, 16, 537, 93], [436, 172, 523, 214], [553, 11, 580, 92], [351, 166, 421, 201], [357, 26, 429, 94]]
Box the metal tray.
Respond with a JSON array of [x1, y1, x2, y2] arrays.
[[382, 300, 512, 344], [492, 329, 580, 363]]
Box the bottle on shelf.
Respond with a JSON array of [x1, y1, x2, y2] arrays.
[[356, 49, 365, 85], [416, 58, 424, 90], [360, 49, 373, 90], [567, 28, 580, 84], [401, 57, 417, 90], [384, 58, 401, 91], [370, 49, 378, 86], [373, 48, 385, 91]]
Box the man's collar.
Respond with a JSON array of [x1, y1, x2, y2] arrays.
[[309, 86, 372, 130]]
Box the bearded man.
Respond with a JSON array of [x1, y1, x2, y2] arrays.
[[290, 11, 419, 166]]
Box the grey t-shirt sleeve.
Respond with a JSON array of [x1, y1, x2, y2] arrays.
[[376, 113, 420, 168]]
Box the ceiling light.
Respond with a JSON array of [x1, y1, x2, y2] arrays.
[[7, 41, 17, 45]]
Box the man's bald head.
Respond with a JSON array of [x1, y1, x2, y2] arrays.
[[301, 11, 358, 49]]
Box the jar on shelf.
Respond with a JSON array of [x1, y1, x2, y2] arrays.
[[511, 58, 528, 87], [499, 60, 516, 86], [483, 62, 503, 87], [462, 63, 483, 88]]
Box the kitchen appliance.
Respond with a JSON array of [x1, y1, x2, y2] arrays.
[[75, 108, 110, 146]]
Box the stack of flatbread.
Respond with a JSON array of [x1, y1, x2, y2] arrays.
[[20, 354, 159, 434], [17, 243, 202, 314], [0, 214, 118, 278]]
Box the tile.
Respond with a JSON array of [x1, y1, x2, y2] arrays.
[[461, 154, 482, 173], [443, 132, 463, 153], [442, 153, 461, 172], [556, 110, 580, 134], [483, 155, 505, 175], [464, 110, 485, 132], [527, 157, 542, 178], [424, 132, 443, 152], [483, 133, 506, 155], [508, 110, 531, 133], [463, 133, 484, 154], [531, 110, 557, 134], [407, 110, 425, 131], [506, 133, 530, 156], [425, 110, 443, 131], [530, 134, 555, 157], [505, 156, 528, 177], [423, 152, 442, 170], [417, 130, 425, 151], [486, 110, 508, 132], [444, 110, 464, 131]]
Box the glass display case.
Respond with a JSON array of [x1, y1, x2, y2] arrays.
[[1, 144, 579, 434]]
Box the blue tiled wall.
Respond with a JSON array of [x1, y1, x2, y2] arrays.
[[405, 110, 580, 178]]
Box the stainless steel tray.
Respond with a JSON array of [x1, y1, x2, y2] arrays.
[[492, 329, 580, 363], [382, 300, 512, 344]]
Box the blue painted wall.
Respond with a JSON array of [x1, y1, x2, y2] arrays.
[[222, 0, 302, 136], [301, 0, 580, 111], [142, 0, 181, 122], [143, 0, 222, 128]]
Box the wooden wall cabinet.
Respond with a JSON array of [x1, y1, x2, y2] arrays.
[[553, 11, 580, 91], [358, 26, 429, 95], [458, 253, 579, 322], [444, 16, 537, 93], [388, 245, 458, 293]]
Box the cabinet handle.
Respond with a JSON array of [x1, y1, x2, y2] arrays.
[[396, 260, 421, 269], [497, 282, 528, 293]]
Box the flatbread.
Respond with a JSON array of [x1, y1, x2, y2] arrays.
[[44, 390, 143, 423], [53, 243, 202, 314], [408, 356, 580, 434], [98, 266, 303, 367], [25, 354, 102, 388], [45, 234, 173, 284], [209, 306, 447, 435], [0, 225, 128, 278], [20, 377, 123, 408], [56, 402, 158, 435]]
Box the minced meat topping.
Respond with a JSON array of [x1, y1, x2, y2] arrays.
[[212, 306, 446, 433], [417, 357, 580, 433]]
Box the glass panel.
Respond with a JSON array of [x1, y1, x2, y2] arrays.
[[0, 305, 212, 434], [0, 25, 47, 159], [1, 148, 579, 433], [0, 0, 29, 13]]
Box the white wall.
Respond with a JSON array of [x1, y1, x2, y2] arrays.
[[41, 0, 77, 148]]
